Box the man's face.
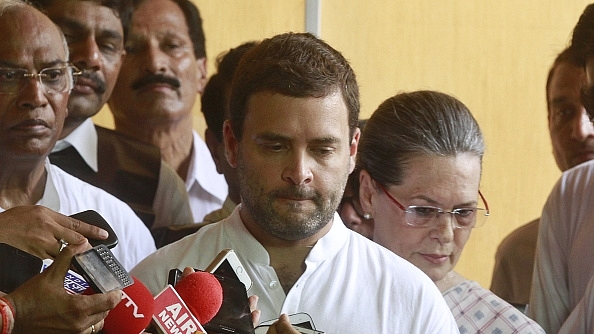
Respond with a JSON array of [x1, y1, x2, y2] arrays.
[[43, 0, 125, 124], [108, 0, 206, 125], [224, 90, 359, 241], [548, 62, 594, 171], [0, 7, 69, 160]]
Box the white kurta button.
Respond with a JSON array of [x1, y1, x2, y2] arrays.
[[269, 280, 279, 289]]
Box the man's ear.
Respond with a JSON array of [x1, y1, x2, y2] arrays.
[[196, 57, 207, 94], [348, 127, 360, 174], [223, 120, 239, 168]]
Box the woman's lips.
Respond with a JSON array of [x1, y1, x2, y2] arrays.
[[420, 253, 449, 265]]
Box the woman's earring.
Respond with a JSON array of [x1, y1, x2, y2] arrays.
[[363, 213, 372, 220]]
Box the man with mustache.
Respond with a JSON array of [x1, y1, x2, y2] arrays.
[[36, 0, 194, 237], [108, 0, 228, 223]]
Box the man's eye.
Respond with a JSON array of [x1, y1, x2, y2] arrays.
[[558, 109, 573, 117], [100, 43, 120, 54], [0, 69, 21, 81], [267, 144, 285, 152], [42, 69, 66, 82], [314, 147, 334, 156]]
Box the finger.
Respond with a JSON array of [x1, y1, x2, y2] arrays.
[[181, 266, 195, 278], [91, 289, 122, 313], [64, 216, 108, 242], [83, 319, 104, 334], [249, 294, 259, 312], [95, 319, 104, 332], [251, 309, 261, 328], [44, 245, 77, 282]]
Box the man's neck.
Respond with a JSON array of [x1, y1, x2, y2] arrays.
[[239, 207, 333, 294], [59, 116, 88, 139], [0, 161, 47, 208], [114, 117, 194, 179], [267, 245, 312, 294]]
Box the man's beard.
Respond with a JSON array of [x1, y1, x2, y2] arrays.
[[236, 153, 347, 241]]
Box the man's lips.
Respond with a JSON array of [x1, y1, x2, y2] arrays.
[[11, 119, 49, 133], [135, 82, 177, 93], [72, 76, 98, 94]]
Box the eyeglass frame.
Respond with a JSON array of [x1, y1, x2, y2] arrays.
[[0, 64, 82, 95], [377, 183, 490, 229]]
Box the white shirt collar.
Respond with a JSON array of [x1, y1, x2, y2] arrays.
[[39, 159, 60, 210], [52, 118, 98, 172], [186, 130, 228, 201]]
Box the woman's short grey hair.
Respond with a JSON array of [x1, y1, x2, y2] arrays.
[[357, 90, 485, 186]]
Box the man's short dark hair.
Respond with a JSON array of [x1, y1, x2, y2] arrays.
[[545, 47, 583, 114], [201, 41, 258, 142], [35, 0, 133, 41], [570, 3, 594, 65], [229, 32, 360, 141], [132, 0, 205, 59]]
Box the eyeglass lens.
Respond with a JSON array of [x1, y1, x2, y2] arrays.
[[0, 66, 73, 94]]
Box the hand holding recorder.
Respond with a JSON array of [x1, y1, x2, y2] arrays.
[[4, 244, 122, 333]]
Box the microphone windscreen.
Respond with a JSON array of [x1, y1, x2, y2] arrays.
[[103, 277, 154, 334], [175, 271, 223, 324]]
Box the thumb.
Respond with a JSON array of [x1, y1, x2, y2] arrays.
[[44, 245, 76, 282]]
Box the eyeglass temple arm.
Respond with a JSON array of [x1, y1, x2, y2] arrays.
[[478, 190, 490, 214]]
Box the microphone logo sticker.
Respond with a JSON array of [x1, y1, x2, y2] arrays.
[[153, 285, 207, 334], [121, 290, 146, 318]]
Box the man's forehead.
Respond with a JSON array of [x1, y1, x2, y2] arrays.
[[47, 1, 124, 33], [0, 7, 67, 63], [132, 0, 185, 24]]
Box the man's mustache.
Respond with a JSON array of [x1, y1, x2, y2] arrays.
[[131, 74, 181, 91], [77, 70, 106, 94]]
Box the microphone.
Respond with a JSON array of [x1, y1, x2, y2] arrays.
[[175, 271, 224, 324], [153, 271, 223, 334], [102, 276, 155, 334]]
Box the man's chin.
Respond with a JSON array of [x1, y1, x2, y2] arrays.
[[67, 97, 103, 119]]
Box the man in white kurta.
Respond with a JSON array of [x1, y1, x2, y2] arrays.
[[132, 207, 459, 333], [529, 159, 594, 333]]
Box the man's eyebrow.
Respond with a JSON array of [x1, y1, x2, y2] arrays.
[[53, 17, 123, 41], [255, 133, 341, 145], [0, 60, 68, 69], [309, 136, 341, 145], [255, 132, 290, 142]]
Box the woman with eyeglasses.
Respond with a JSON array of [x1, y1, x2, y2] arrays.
[[356, 90, 544, 333]]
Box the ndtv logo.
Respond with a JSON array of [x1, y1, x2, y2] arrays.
[[121, 290, 146, 319]]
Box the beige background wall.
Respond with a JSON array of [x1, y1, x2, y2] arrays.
[[94, 0, 592, 288]]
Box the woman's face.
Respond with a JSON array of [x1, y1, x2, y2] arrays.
[[359, 154, 482, 282]]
